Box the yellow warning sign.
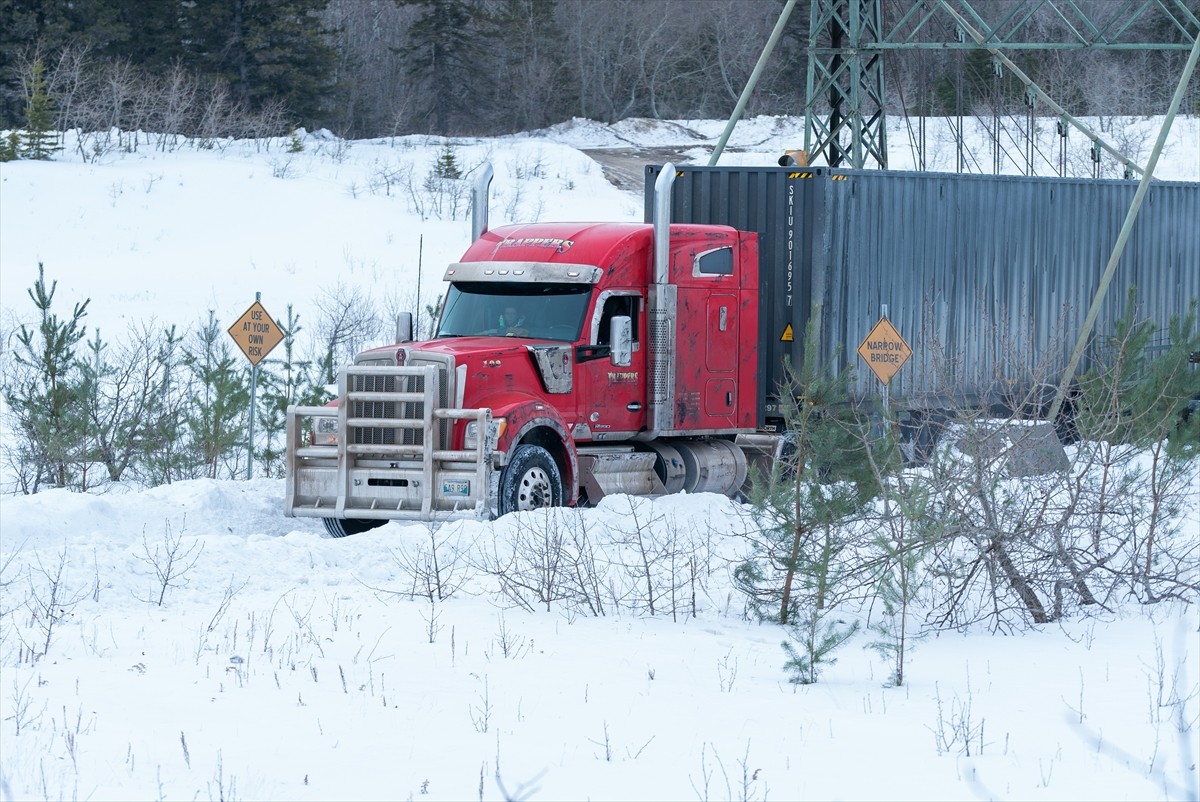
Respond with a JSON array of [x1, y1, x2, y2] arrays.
[[781, 323, 794, 342], [227, 300, 283, 366], [857, 317, 912, 385]]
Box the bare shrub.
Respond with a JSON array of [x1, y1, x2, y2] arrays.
[[387, 521, 474, 602], [603, 497, 677, 616], [921, 415, 1066, 631], [312, 281, 383, 382], [928, 681, 988, 756], [23, 547, 86, 661], [134, 518, 204, 606], [557, 511, 611, 617], [366, 157, 414, 198], [474, 513, 571, 613]]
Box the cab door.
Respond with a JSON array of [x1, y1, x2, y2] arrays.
[[573, 291, 645, 439]]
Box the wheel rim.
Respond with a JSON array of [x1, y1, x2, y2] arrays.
[[516, 466, 553, 510]]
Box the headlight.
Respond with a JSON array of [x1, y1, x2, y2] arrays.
[[464, 417, 506, 450], [313, 415, 338, 446]]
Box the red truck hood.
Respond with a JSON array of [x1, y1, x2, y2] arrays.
[[396, 337, 568, 429], [358, 337, 563, 401], [358, 336, 551, 362]]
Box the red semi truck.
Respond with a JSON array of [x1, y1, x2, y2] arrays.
[[285, 162, 1199, 535], [285, 165, 770, 535]]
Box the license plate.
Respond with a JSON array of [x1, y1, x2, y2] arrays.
[[442, 480, 470, 496]]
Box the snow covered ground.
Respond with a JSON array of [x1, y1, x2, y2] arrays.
[[1, 477, 1197, 801], [1, 114, 1198, 801]]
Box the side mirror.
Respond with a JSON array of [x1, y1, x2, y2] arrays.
[[395, 312, 413, 343], [610, 316, 632, 367]]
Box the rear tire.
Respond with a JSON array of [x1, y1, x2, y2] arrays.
[[322, 518, 386, 538], [902, 410, 948, 466], [499, 444, 563, 516]]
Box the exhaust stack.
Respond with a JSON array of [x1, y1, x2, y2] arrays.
[[647, 164, 677, 438], [653, 164, 675, 284], [471, 163, 495, 242]]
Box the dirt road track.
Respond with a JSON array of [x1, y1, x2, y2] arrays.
[[582, 147, 696, 193]]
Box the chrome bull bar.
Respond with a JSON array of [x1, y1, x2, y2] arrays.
[[285, 364, 494, 521]]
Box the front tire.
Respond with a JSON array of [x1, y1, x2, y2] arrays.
[[499, 444, 563, 516], [322, 518, 387, 538]]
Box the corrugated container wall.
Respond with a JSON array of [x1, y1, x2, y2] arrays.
[[648, 165, 1200, 417]]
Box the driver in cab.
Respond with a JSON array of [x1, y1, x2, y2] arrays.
[[498, 305, 527, 336]]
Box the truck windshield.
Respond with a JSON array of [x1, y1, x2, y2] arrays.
[[436, 283, 592, 342]]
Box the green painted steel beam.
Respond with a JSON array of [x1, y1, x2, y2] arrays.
[[806, 0, 888, 168], [881, 0, 1198, 48], [805, 0, 1200, 170]]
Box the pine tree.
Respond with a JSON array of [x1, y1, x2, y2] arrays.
[[423, 145, 468, 218], [735, 311, 882, 683], [0, 130, 17, 161], [184, 312, 250, 479], [182, 0, 338, 127], [422, 293, 444, 340], [255, 305, 331, 477], [396, 0, 490, 134], [139, 326, 192, 484], [0, 0, 83, 128], [432, 144, 461, 179], [3, 264, 90, 491], [101, 0, 188, 73], [864, 461, 932, 687], [21, 59, 60, 160], [1072, 296, 1200, 601], [486, 0, 573, 131], [1075, 294, 1200, 454]]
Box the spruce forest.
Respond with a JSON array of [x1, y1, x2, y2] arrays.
[[2, 0, 1198, 141]]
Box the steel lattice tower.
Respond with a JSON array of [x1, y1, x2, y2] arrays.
[[805, 0, 1200, 170]]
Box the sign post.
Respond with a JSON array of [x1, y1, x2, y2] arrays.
[[856, 307, 912, 414], [227, 294, 284, 479]]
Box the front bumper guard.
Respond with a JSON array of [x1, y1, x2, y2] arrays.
[[284, 365, 495, 522]]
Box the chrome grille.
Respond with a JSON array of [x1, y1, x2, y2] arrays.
[[348, 358, 452, 449]]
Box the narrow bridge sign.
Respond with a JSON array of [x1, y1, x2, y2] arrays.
[[228, 300, 284, 366], [857, 317, 912, 385]]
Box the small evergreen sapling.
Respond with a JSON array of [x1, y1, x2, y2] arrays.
[[4, 264, 90, 491], [137, 326, 192, 484], [864, 468, 933, 687], [423, 145, 468, 219], [256, 305, 331, 476], [736, 313, 881, 683], [184, 312, 251, 479], [0, 131, 18, 162], [432, 144, 462, 180], [21, 59, 60, 160]]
